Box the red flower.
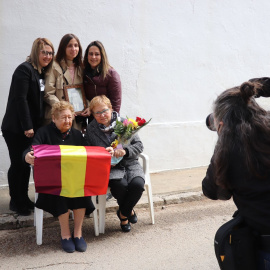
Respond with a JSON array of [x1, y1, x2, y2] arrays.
[[136, 117, 142, 122], [138, 118, 146, 126]]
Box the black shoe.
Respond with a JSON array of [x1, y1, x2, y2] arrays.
[[9, 200, 17, 212], [25, 198, 35, 210], [61, 238, 75, 253], [72, 235, 87, 252], [128, 210, 138, 224], [9, 201, 31, 216], [117, 210, 131, 232]]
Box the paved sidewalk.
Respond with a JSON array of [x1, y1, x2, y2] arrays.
[[0, 166, 207, 230]]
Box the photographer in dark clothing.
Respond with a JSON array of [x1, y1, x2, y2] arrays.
[[203, 81, 270, 269]]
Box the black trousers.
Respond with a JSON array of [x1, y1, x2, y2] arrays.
[[109, 175, 145, 217], [2, 131, 32, 206]]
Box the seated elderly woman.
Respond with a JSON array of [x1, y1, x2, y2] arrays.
[[85, 95, 145, 232], [25, 101, 97, 253]]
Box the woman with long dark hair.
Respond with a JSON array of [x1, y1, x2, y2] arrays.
[[202, 81, 270, 268], [44, 34, 90, 129], [83, 40, 122, 121]]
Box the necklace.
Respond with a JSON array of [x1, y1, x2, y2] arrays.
[[66, 60, 75, 84]]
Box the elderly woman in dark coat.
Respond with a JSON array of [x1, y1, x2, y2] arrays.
[[24, 101, 96, 253], [85, 95, 144, 232]]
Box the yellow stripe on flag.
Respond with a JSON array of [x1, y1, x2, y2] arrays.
[[60, 145, 87, 197]]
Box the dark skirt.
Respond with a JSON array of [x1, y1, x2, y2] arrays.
[[35, 193, 95, 217]]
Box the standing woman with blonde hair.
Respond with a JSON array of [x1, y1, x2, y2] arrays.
[[83, 40, 122, 121], [44, 34, 90, 129], [1, 38, 54, 215]]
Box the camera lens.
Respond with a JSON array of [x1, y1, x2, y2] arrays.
[[206, 113, 216, 131]]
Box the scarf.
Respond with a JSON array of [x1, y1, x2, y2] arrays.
[[85, 65, 101, 78], [98, 111, 120, 134]]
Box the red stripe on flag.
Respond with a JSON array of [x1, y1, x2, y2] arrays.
[[33, 145, 62, 196], [84, 146, 111, 196]]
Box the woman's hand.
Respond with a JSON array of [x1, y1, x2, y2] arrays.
[[114, 148, 126, 158], [80, 108, 91, 117], [24, 129, 34, 138], [105, 147, 114, 156], [25, 151, 35, 165]]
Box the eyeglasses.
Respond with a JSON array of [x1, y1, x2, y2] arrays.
[[40, 50, 54, 57], [94, 108, 109, 117]]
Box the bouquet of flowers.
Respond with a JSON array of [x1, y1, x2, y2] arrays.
[[110, 116, 151, 165]]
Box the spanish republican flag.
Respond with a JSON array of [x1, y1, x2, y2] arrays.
[[32, 145, 111, 198]]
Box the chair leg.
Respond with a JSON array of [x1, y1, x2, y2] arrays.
[[98, 194, 107, 234], [35, 207, 43, 245], [145, 181, 155, 225], [139, 153, 155, 225], [34, 193, 38, 227], [91, 196, 99, 236], [34, 193, 43, 245]]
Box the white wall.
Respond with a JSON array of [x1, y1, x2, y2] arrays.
[[1, 0, 270, 186]]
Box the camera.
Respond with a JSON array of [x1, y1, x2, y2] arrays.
[[206, 113, 216, 131]]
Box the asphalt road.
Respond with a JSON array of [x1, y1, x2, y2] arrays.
[[0, 198, 237, 270]]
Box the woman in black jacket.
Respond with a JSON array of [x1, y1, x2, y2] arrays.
[[202, 81, 270, 268], [1, 38, 54, 215], [24, 101, 102, 253]]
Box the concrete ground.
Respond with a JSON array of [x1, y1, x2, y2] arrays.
[[0, 199, 236, 270], [0, 166, 208, 230]]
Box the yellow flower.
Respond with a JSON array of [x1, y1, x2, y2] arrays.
[[111, 139, 119, 149], [128, 118, 138, 128]]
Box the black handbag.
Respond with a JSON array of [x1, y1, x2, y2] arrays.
[[214, 211, 258, 270]]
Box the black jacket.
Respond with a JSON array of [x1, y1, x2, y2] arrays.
[[29, 122, 86, 147], [1, 62, 44, 133], [202, 143, 270, 234]]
